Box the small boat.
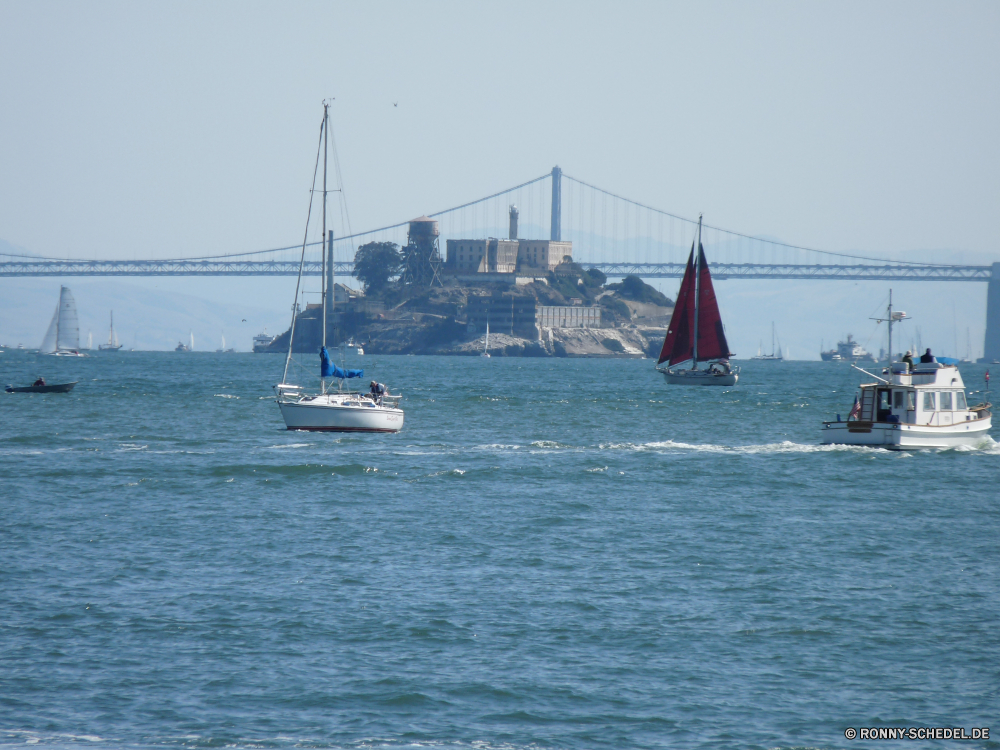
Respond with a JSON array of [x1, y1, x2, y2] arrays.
[[175, 342, 190, 352], [481, 320, 490, 358], [6, 381, 77, 394], [821, 292, 991, 449], [751, 323, 783, 361], [274, 102, 403, 433], [98, 311, 123, 351], [344, 337, 364, 356], [656, 216, 738, 386], [39, 286, 88, 357]]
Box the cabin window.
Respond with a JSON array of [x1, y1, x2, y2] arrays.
[[879, 391, 891, 411], [907, 392, 916, 410], [956, 392, 967, 409], [922, 392, 936, 411], [893, 391, 904, 409], [940, 392, 953, 410]]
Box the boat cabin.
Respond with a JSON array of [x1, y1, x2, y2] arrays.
[[853, 363, 982, 426]]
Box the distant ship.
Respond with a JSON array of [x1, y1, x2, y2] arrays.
[[176, 332, 194, 352], [253, 330, 277, 353], [821, 334, 875, 363]]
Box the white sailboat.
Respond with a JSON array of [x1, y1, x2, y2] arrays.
[[655, 216, 737, 385], [274, 102, 404, 433], [215, 332, 235, 353], [98, 311, 122, 351], [481, 320, 490, 358], [39, 286, 88, 357], [751, 323, 783, 361]]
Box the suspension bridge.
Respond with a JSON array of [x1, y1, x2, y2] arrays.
[[3, 167, 999, 355]]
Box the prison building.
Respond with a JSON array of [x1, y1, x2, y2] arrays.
[[516, 240, 573, 272], [466, 292, 538, 336], [445, 239, 519, 274], [536, 305, 602, 329]]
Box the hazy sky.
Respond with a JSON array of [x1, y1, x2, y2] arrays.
[[1, 1, 998, 354]]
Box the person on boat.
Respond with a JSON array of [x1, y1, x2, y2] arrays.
[[32, 377, 45, 387], [901, 350, 914, 370], [708, 360, 731, 375], [369, 381, 386, 405], [919, 348, 936, 364]]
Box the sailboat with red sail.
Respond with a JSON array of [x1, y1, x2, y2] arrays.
[[656, 215, 739, 386]]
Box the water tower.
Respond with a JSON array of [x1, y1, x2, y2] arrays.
[[400, 216, 443, 287]]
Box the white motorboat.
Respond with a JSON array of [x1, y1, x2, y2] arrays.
[[274, 102, 403, 434], [344, 338, 364, 356], [39, 286, 88, 357], [98, 311, 122, 351], [656, 216, 738, 386], [821, 292, 991, 449]]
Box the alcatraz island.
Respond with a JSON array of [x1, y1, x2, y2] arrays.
[[264, 209, 673, 358]]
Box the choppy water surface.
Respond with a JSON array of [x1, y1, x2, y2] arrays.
[[2, 352, 998, 750]]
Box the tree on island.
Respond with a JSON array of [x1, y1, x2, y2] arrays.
[[353, 241, 402, 295], [610, 275, 673, 306]]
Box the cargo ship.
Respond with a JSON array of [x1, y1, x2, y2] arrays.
[[821, 334, 875, 363]]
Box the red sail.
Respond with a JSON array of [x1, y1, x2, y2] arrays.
[[657, 242, 732, 365], [693, 243, 733, 361], [658, 244, 696, 365]]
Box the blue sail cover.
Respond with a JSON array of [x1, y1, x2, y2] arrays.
[[320, 346, 363, 379]]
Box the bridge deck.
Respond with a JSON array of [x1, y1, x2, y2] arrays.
[[0, 259, 991, 281]]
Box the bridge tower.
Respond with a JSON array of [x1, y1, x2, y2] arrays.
[[550, 166, 562, 241], [983, 262, 1000, 362]]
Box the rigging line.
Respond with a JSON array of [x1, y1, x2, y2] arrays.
[[282, 113, 325, 386], [561, 172, 956, 267], [326, 106, 355, 256]]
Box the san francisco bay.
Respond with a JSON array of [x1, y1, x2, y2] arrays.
[[2, 352, 998, 750]]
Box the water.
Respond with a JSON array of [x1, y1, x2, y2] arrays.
[[2, 352, 999, 750]]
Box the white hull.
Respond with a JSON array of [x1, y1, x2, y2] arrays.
[[821, 418, 992, 450], [278, 393, 404, 433], [660, 367, 738, 386], [42, 349, 88, 358]]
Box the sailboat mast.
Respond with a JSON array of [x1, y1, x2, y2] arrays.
[[56, 286, 62, 348], [321, 102, 329, 394], [281, 109, 326, 385], [887, 289, 893, 364], [691, 216, 702, 368]]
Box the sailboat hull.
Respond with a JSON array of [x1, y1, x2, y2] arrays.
[[278, 395, 404, 433], [660, 368, 738, 386]]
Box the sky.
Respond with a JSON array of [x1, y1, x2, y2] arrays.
[[1, 1, 998, 354]]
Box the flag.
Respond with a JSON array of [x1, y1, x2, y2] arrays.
[[848, 396, 861, 420], [986, 369, 990, 384]]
